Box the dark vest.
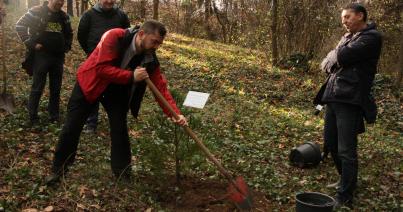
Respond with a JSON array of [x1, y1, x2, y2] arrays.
[[116, 28, 160, 118]]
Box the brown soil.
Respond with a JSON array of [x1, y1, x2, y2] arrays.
[[155, 175, 273, 211]]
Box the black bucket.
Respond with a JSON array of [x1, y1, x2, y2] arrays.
[[289, 142, 322, 168], [296, 192, 335, 212]]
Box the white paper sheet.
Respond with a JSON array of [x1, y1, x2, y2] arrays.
[[183, 91, 210, 109]]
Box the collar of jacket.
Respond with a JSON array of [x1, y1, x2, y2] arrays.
[[343, 22, 377, 39], [93, 3, 119, 14], [121, 27, 159, 68]]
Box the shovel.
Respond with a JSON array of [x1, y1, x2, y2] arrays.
[[145, 78, 253, 210], [0, 4, 15, 114]]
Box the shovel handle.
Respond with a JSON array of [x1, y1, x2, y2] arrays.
[[145, 78, 234, 181]]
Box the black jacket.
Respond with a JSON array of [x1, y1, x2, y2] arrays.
[[117, 28, 159, 118], [314, 23, 382, 123], [77, 3, 130, 55], [15, 2, 73, 53]]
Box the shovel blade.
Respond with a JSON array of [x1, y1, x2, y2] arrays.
[[0, 93, 16, 114], [227, 176, 253, 210]]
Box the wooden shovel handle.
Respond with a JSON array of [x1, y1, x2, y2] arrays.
[[144, 78, 234, 181]]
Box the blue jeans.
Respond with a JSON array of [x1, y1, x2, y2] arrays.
[[324, 102, 364, 202]]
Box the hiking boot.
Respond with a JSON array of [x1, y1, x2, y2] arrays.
[[326, 179, 341, 190]]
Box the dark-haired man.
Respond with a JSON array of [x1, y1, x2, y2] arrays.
[[46, 20, 187, 184], [314, 3, 382, 208], [16, 0, 73, 126], [77, 0, 130, 133]]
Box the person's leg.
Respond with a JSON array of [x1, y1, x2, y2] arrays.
[[101, 85, 131, 178], [84, 102, 100, 132], [28, 52, 49, 123], [334, 103, 362, 204], [324, 103, 341, 174], [52, 83, 95, 175], [48, 55, 64, 122]]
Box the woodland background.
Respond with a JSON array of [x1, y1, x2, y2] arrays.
[[0, 0, 402, 211]]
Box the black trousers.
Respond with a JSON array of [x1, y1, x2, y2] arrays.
[[28, 51, 64, 121], [85, 102, 100, 129], [324, 102, 364, 202], [52, 82, 132, 176]]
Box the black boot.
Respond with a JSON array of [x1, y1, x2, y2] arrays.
[[45, 166, 68, 186]]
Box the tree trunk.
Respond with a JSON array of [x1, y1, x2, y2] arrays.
[[204, 0, 215, 40], [27, 0, 40, 9], [213, 1, 227, 43], [80, 0, 88, 14], [18, 0, 24, 9], [153, 0, 159, 20], [120, 0, 126, 8], [67, 0, 73, 16], [271, 0, 278, 66], [395, 30, 403, 90], [175, 0, 180, 32], [75, 0, 80, 16], [140, 0, 147, 20], [183, 3, 192, 35]]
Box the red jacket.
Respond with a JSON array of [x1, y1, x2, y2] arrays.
[[76, 28, 180, 117]]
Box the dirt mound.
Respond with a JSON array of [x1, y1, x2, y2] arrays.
[[156, 176, 272, 211]]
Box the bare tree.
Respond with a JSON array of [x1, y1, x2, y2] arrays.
[[67, 0, 73, 16], [203, 0, 215, 40], [182, 0, 193, 35], [213, 1, 228, 43], [271, 0, 278, 66], [396, 30, 403, 91], [27, 0, 40, 9], [80, 0, 88, 14], [75, 0, 80, 16], [140, 0, 147, 20], [153, 0, 159, 20]]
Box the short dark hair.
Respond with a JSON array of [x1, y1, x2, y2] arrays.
[[140, 20, 167, 37], [343, 3, 367, 22]]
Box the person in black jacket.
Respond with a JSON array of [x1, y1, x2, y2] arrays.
[[16, 0, 73, 126], [314, 3, 382, 208], [77, 0, 130, 133]]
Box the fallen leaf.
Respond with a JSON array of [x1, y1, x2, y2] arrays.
[[76, 203, 86, 210], [22, 209, 38, 212], [44, 206, 54, 212], [79, 185, 88, 197], [90, 204, 101, 209]]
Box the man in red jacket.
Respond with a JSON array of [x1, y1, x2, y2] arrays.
[[47, 20, 187, 184]]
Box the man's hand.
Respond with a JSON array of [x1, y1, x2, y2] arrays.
[[35, 43, 43, 50], [133, 67, 149, 82], [171, 115, 188, 126]]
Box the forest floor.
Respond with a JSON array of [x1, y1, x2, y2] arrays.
[[1, 9, 402, 212]]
